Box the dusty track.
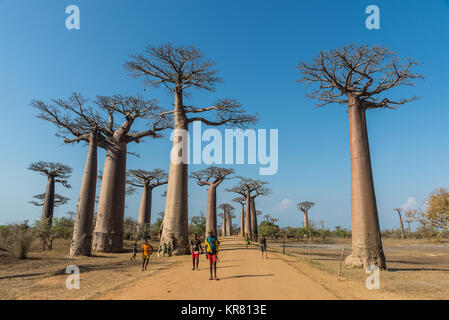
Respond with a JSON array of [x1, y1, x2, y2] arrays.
[[102, 238, 405, 300]]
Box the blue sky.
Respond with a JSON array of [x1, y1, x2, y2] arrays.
[[1, 0, 449, 231]]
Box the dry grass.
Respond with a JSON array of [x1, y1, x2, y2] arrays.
[[268, 238, 449, 299], [0, 238, 180, 300]]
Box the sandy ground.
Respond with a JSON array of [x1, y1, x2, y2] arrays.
[[101, 238, 404, 300], [2, 237, 448, 299]]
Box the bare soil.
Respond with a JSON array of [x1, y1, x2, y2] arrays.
[[0, 237, 447, 300]]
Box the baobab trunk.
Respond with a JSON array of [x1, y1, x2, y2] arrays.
[[206, 185, 217, 236], [160, 89, 189, 254], [92, 144, 127, 252], [41, 177, 55, 222], [245, 191, 252, 239], [70, 131, 98, 256], [226, 213, 232, 236], [303, 211, 312, 240], [240, 204, 245, 238], [250, 198, 258, 241], [397, 211, 405, 240], [137, 184, 152, 239], [222, 214, 227, 237], [345, 97, 386, 269]]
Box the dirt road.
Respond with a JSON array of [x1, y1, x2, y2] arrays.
[[102, 238, 405, 300]]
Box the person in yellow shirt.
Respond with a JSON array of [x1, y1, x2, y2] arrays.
[[141, 240, 153, 271], [205, 230, 220, 280]]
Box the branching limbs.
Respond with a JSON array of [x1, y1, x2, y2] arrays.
[[190, 167, 235, 188], [127, 169, 168, 189], [298, 44, 423, 109]]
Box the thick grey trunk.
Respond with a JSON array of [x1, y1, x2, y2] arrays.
[[137, 184, 152, 239], [250, 198, 258, 241], [345, 98, 386, 269], [160, 90, 189, 254], [240, 204, 245, 237], [206, 185, 217, 236], [245, 191, 252, 239], [41, 177, 55, 222], [92, 144, 127, 252], [70, 132, 98, 256]]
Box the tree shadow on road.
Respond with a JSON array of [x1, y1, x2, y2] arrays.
[[219, 273, 274, 280]]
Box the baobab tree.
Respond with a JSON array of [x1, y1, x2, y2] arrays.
[[32, 94, 108, 256], [32, 93, 171, 254], [92, 95, 170, 252], [394, 208, 406, 239], [227, 178, 270, 241], [219, 203, 234, 236], [298, 44, 422, 269], [126, 44, 257, 253], [127, 169, 168, 239], [218, 212, 226, 237], [191, 167, 234, 236], [232, 197, 246, 237], [28, 161, 72, 223], [297, 201, 315, 239]]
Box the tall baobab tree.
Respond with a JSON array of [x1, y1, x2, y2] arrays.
[[232, 197, 246, 237], [191, 167, 234, 236], [227, 178, 270, 241], [126, 44, 257, 253], [28, 161, 72, 223], [127, 169, 168, 239], [227, 212, 236, 236], [393, 208, 406, 240], [32, 93, 171, 254], [218, 212, 226, 237], [91, 95, 170, 252], [405, 219, 413, 237], [297, 201, 315, 239], [298, 44, 422, 269]]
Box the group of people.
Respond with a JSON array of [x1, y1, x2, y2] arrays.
[[130, 231, 269, 278]]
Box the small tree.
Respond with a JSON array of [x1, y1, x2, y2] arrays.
[[28, 161, 72, 224], [407, 188, 449, 243], [0, 221, 35, 259]]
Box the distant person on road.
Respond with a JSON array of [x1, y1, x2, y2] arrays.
[[245, 234, 250, 248], [141, 239, 153, 271], [188, 233, 204, 271], [259, 234, 268, 259], [130, 241, 138, 261], [205, 230, 220, 280]]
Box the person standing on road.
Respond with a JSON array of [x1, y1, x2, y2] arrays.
[[205, 230, 220, 280], [130, 241, 138, 261], [188, 233, 204, 271], [141, 239, 153, 271], [259, 234, 268, 259], [245, 234, 250, 248]]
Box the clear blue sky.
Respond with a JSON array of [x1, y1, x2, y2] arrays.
[[1, 0, 449, 231]]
